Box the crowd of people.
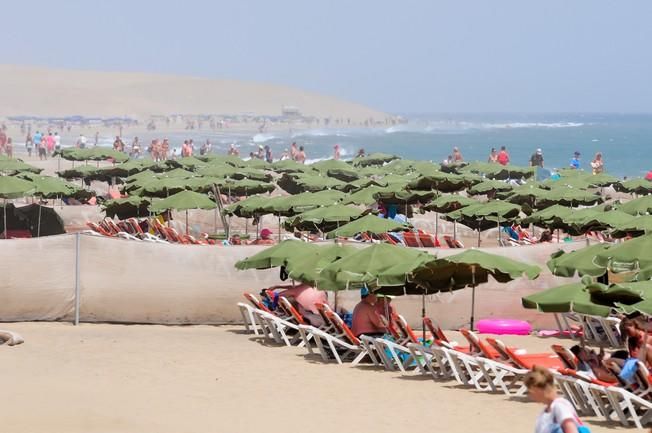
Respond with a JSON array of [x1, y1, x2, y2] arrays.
[[442, 145, 606, 174]]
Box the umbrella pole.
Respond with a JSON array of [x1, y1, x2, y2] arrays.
[[435, 212, 439, 239], [477, 229, 481, 248], [453, 220, 457, 241], [245, 218, 248, 236], [37, 202, 42, 237], [278, 214, 281, 242], [185, 210, 189, 235], [3, 198, 6, 239], [422, 289, 426, 342], [470, 265, 477, 330]]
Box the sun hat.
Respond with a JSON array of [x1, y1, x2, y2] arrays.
[[536, 148, 542, 154], [260, 228, 273, 238]]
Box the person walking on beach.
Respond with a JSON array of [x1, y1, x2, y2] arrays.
[[497, 146, 510, 165], [0, 129, 6, 154], [333, 144, 341, 160], [45, 132, 55, 156], [25, 134, 33, 157], [452, 146, 463, 163], [38, 135, 47, 160], [264, 145, 273, 163], [228, 143, 239, 156], [526, 366, 587, 433], [33, 131, 43, 153], [530, 148, 544, 168], [488, 148, 498, 163], [590, 152, 604, 175], [570, 151, 581, 169], [5, 137, 13, 158], [54, 132, 61, 152]]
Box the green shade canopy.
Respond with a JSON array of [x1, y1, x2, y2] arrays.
[[619, 195, 652, 216], [277, 173, 348, 194], [148, 190, 216, 213], [536, 188, 603, 208], [27, 175, 85, 199], [263, 190, 345, 216], [57, 147, 129, 162], [0, 158, 42, 174], [522, 283, 611, 316], [0, 176, 34, 199], [521, 204, 573, 228], [317, 243, 433, 292], [223, 195, 271, 218], [325, 214, 407, 239], [467, 179, 514, 196], [285, 244, 358, 285], [287, 204, 364, 228], [350, 153, 399, 167], [423, 194, 478, 213], [97, 159, 156, 178], [235, 240, 320, 270], [102, 196, 151, 219], [546, 244, 612, 278], [407, 172, 471, 193], [310, 159, 359, 182], [615, 178, 652, 196], [594, 234, 652, 272], [611, 215, 652, 238], [459, 162, 535, 180]]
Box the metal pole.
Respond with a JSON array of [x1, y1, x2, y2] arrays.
[[435, 212, 439, 239], [470, 265, 476, 330], [74, 232, 81, 326], [422, 290, 426, 342], [37, 203, 42, 237], [185, 209, 189, 235], [3, 198, 7, 239]]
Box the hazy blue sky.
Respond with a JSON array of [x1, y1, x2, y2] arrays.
[[3, 1, 651, 114]]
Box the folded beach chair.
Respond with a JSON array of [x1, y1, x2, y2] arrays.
[[308, 310, 375, 365], [297, 302, 345, 355], [485, 337, 563, 369], [403, 231, 422, 247], [423, 318, 469, 352], [474, 355, 529, 396]]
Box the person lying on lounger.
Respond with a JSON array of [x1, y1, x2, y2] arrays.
[[570, 344, 617, 383], [269, 283, 327, 327]]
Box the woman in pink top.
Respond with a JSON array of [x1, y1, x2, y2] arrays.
[[271, 283, 327, 315]]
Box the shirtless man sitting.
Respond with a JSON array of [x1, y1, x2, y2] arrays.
[[351, 288, 386, 337]]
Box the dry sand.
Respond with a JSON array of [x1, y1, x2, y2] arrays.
[[0, 65, 387, 122], [0, 322, 625, 433]]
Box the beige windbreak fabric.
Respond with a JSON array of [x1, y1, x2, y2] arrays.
[[0, 234, 579, 328]]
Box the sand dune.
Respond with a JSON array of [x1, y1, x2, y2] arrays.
[[0, 64, 387, 121]]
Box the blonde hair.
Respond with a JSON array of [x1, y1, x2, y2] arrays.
[[524, 365, 555, 389]]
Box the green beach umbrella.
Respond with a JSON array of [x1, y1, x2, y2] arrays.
[[0, 176, 34, 239], [611, 215, 652, 238], [235, 239, 319, 270], [286, 204, 364, 232], [407, 172, 471, 193], [467, 179, 514, 196], [149, 190, 217, 235], [351, 152, 399, 167], [341, 186, 387, 206], [102, 196, 151, 219], [0, 158, 42, 174], [546, 244, 612, 278], [522, 283, 611, 316], [277, 173, 347, 194], [285, 244, 358, 285], [594, 234, 652, 273], [619, 195, 652, 216], [310, 159, 359, 182], [615, 178, 652, 196], [460, 162, 535, 180], [317, 243, 432, 292], [325, 213, 407, 239]]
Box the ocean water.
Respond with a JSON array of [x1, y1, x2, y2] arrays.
[[104, 113, 652, 178]]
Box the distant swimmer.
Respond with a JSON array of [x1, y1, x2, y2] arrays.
[[530, 148, 544, 168], [488, 147, 498, 163], [569, 151, 581, 169], [497, 146, 510, 166], [333, 144, 341, 160], [590, 152, 604, 174], [452, 146, 463, 162], [280, 148, 290, 160]]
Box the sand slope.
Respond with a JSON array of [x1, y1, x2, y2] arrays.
[[0, 65, 387, 121]]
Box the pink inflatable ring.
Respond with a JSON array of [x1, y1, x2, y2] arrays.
[[476, 318, 531, 336]]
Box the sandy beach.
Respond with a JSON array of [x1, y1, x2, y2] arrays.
[[0, 322, 623, 433]]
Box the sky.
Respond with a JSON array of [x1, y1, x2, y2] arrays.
[[2, 0, 652, 114]]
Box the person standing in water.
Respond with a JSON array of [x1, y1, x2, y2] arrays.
[[488, 148, 498, 163], [497, 146, 510, 166], [570, 151, 581, 169], [290, 142, 298, 160], [452, 146, 463, 163], [333, 144, 341, 160], [590, 152, 604, 174], [296, 146, 306, 164]]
